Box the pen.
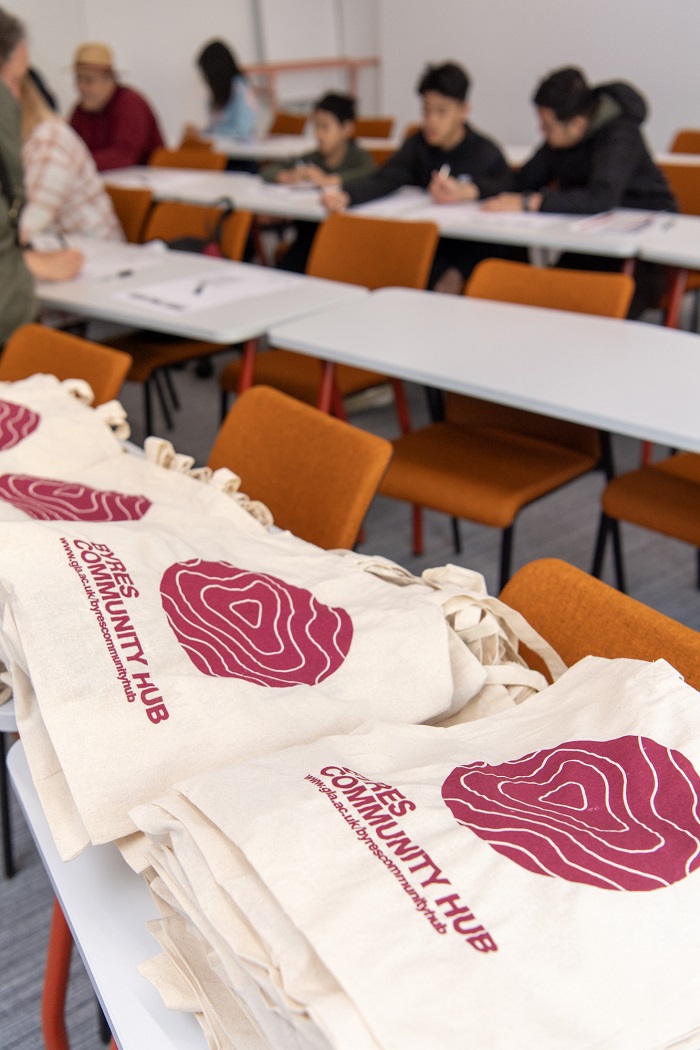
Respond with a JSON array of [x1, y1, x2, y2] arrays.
[[438, 164, 451, 179], [100, 269, 133, 280]]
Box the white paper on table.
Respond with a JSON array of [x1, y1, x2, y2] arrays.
[[352, 188, 430, 218], [407, 203, 564, 228], [568, 210, 672, 235], [78, 243, 169, 280], [115, 268, 301, 315]]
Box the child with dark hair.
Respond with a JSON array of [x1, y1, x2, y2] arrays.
[[262, 92, 375, 273], [262, 92, 374, 188], [196, 39, 256, 139], [322, 60, 515, 292]]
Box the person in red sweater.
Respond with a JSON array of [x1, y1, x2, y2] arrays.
[[69, 42, 164, 171]]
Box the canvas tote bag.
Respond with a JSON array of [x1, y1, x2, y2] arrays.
[[143, 657, 700, 1050]]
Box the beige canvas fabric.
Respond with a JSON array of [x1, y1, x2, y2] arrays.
[[141, 658, 700, 1050]]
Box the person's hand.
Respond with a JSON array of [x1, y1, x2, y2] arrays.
[[429, 171, 478, 204], [276, 167, 304, 184], [305, 165, 340, 188], [321, 188, 350, 212], [24, 248, 84, 281]]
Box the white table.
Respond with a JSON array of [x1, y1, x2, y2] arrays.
[[268, 286, 700, 453], [35, 240, 366, 342], [209, 133, 399, 161], [7, 741, 206, 1049]]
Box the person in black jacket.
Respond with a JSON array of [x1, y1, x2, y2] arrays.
[[323, 62, 516, 292], [483, 67, 677, 315]]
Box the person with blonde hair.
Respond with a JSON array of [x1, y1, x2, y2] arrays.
[[20, 73, 123, 243]]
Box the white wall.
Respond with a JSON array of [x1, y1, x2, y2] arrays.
[[378, 0, 700, 151]]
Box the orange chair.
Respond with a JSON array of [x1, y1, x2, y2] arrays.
[[403, 122, 422, 141], [105, 203, 253, 435], [669, 129, 700, 154], [148, 146, 227, 171], [219, 213, 439, 430], [592, 451, 700, 594], [355, 116, 394, 138], [208, 385, 392, 550], [0, 324, 132, 405], [104, 185, 153, 243], [379, 259, 634, 589], [367, 146, 397, 166], [268, 111, 307, 135], [500, 558, 700, 691]]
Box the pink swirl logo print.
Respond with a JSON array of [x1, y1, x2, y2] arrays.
[[0, 474, 151, 521], [442, 736, 700, 891], [0, 400, 39, 450], [160, 559, 353, 686]]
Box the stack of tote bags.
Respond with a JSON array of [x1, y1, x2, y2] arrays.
[[2, 374, 699, 1047]]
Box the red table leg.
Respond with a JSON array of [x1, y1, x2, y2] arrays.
[[236, 338, 259, 394], [42, 898, 73, 1050]]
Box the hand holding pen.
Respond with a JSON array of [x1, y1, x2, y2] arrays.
[[429, 164, 478, 204]]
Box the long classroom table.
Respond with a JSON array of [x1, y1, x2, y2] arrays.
[[267, 286, 700, 454]]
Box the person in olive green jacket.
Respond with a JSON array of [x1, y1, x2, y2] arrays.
[[0, 7, 82, 345], [262, 92, 375, 272]]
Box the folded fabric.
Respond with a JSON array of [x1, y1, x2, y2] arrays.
[[130, 657, 700, 1050], [0, 517, 492, 854]]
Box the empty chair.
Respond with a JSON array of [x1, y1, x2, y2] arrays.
[[105, 203, 253, 436], [104, 185, 153, 243], [208, 385, 392, 550], [0, 323, 132, 405], [148, 146, 227, 171], [669, 129, 700, 154], [592, 452, 700, 594], [267, 111, 307, 135], [500, 558, 700, 691], [355, 116, 394, 138], [219, 213, 439, 431], [378, 259, 634, 589]]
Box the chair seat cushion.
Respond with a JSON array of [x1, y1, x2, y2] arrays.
[[219, 348, 388, 403], [380, 422, 599, 528], [602, 453, 700, 547]]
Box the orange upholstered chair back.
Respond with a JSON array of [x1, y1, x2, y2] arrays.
[[148, 147, 227, 170], [219, 210, 253, 260], [0, 324, 132, 405], [142, 201, 230, 244], [207, 386, 393, 550], [445, 259, 635, 454], [500, 558, 700, 691], [306, 213, 438, 290], [268, 111, 307, 135], [659, 163, 700, 216], [104, 185, 153, 243], [466, 258, 634, 318], [355, 116, 394, 138], [669, 129, 700, 154]]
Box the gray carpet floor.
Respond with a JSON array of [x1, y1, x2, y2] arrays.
[[1, 320, 698, 1050]]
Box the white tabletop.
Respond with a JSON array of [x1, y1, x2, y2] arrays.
[[7, 741, 206, 1049], [208, 133, 399, 160], [35, 240, 366, 342], [269, 286, 700, 453], [637, 213, 700, 268]]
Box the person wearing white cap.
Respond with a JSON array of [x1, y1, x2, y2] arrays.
[[69, 42, 164, 171]]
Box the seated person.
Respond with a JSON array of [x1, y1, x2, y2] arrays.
[[262, 92, 375, 273], [192, 39, 257, 140], [0, 9, 81, 345], [69, 42, 165, 171], [322, 62, 516, 292], [20, 73, 124, 243], [483, 67, 677, 315]]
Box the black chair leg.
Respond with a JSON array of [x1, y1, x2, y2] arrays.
[[609, 518, 627, 594], [591, 513, 609, 579], [221, 389, 230, 423], [152, 373, 174, 431], [143, 382, 153, 439], [1, 732, 16, 879], [162, 367, 180, 410], [498, 526, 514, 593], [97, 997, 111, 1044], [450, 517, 462, 554]]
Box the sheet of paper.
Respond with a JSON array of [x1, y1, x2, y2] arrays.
[[115, 268, 301, 316], [102, 169, 203, 191], [352, 188, 431, 218], [569, 210, 672, 235]]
